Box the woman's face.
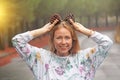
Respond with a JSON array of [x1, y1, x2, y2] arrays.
[[53, 27, 72, 56]]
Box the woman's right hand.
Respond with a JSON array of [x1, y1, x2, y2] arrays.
[[42, 19, 59, 32], [30, 14, 60, 38], [43, 13, 61, 32]]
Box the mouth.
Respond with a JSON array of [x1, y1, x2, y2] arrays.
[[60, 46, 68, 50], [60, 45, 68, 48]]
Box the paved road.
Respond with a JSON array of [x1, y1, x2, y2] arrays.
[[0, 30, 120, 80]]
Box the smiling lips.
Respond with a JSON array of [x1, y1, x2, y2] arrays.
[[60, 46, 68, 50]]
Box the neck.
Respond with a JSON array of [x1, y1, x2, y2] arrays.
[[56, 52, 69, 57]]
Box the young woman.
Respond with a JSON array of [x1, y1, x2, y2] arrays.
[[12, 14, 113, 80]]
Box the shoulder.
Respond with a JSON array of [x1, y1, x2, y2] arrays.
[[77, 47, 96, 59]]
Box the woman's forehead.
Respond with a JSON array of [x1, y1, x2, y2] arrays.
[[54, 27, 71, 35]]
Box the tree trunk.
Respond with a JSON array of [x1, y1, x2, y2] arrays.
[[95, 14, 99, 27], [0, 28, 5, 50], [87, 15, 91, 27], [105, 14, 108, 27]]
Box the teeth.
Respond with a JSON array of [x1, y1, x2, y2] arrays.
[[60, 47, 66, 49], [60, 46, 67, 47]]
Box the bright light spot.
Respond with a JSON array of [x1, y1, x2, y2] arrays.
[[0, 8, 4, 16], [0, 4, 8, 25], [0, 5, 6, 18]]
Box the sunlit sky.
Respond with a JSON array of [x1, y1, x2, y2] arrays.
[[0, 2, 11, 26]]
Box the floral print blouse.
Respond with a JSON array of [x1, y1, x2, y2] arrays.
[[12, 31, 113, 80]]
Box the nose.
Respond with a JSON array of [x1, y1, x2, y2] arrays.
[[61, 39, 66, 44]]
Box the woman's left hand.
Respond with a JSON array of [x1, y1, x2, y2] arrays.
[[69, 19, 94, 36], [69, 19, 85, 32]]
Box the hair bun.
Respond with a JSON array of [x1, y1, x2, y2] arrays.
[[50, 13, 61, 24]]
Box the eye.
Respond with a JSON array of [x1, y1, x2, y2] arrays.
[[56, 36, 62, 39], [65, 36, 71, 40]]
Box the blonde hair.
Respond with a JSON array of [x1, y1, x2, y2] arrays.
[[49, 21, 80, 54]]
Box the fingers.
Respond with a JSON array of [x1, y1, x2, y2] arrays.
[[69, 19, 75, 25], [50, 13, 61, 24], [52, 19, 59, 25], [50, 13, 76, 25], [64, 13, 75, 25]]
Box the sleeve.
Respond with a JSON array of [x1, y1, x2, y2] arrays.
[[12, 31, 41, 68], [80, 31, 113, 70]]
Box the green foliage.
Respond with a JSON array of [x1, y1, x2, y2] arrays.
[[35, 0, 68, 18], [0, 0, 120, 49]]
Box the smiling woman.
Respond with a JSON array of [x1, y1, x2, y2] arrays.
[[12, 13, 113, 80]]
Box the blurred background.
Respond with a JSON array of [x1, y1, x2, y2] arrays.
[[0, 0, 120, 80]]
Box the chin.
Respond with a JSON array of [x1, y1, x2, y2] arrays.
[[60, 51, 69, 56]]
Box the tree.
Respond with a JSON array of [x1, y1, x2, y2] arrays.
[[34, 0, 68, 26], [0, 0, 42, 49]]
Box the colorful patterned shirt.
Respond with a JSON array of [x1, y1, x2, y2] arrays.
[[12, 31, 113, 80]]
